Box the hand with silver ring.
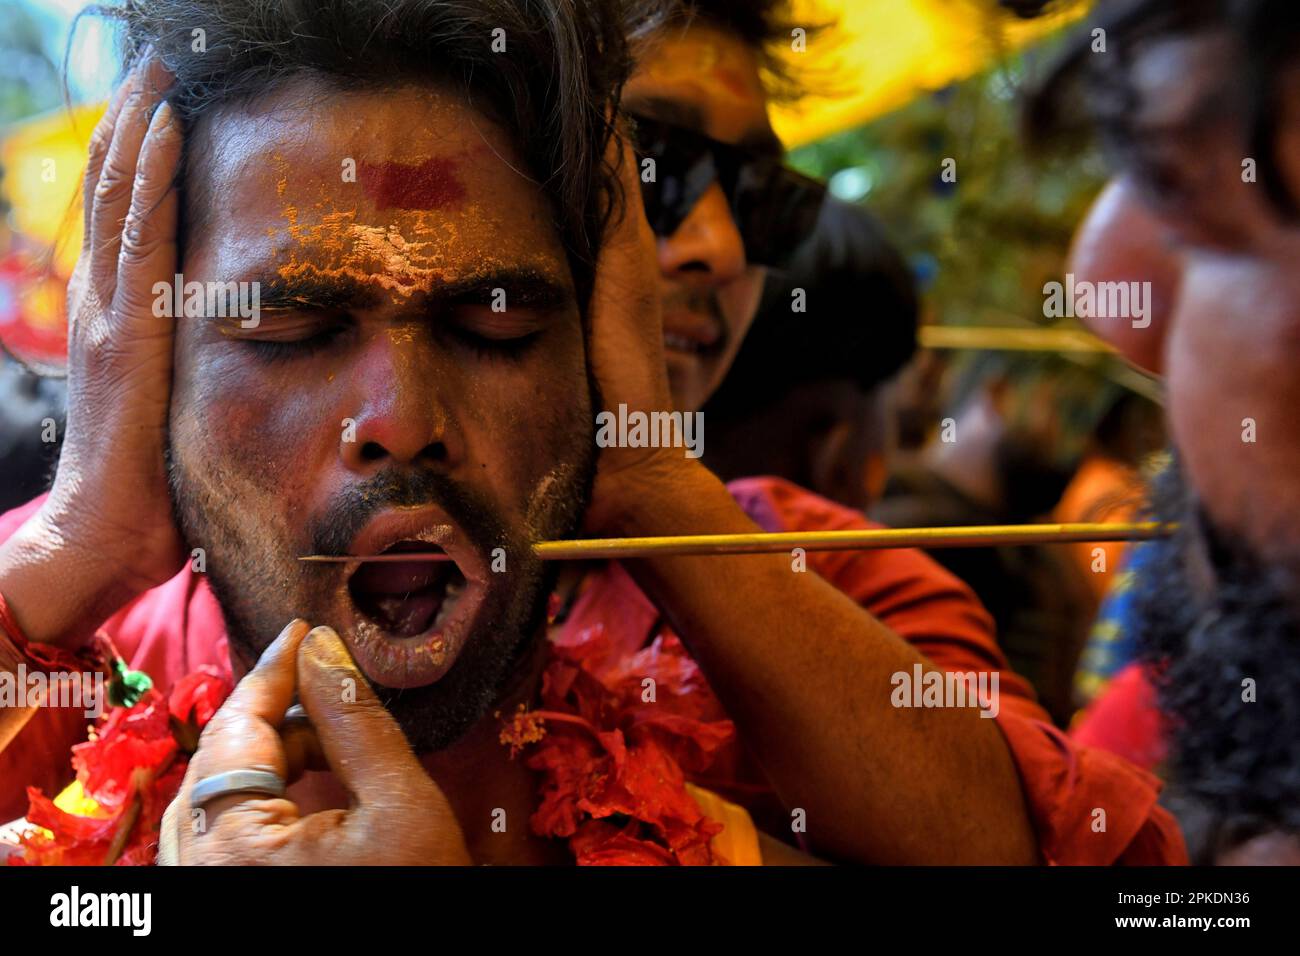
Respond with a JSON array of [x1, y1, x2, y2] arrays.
[[158, 619, 470, 865]]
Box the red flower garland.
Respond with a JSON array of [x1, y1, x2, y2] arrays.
[[500, 624, 737, 865], [12, 666, 230, 866], [14, 626, 736, 865]]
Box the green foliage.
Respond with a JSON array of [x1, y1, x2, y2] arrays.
[[787, 36, 1163, 462], [790, 43, 1107, 331], [0, 1, 62, 126]]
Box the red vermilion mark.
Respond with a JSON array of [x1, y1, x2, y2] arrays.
[[359, 157, 466, 210]]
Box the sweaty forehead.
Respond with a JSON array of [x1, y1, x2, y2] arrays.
[[189, 81, 569, 294]]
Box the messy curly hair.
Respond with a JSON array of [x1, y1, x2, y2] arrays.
[[75, 0, 669, 307]]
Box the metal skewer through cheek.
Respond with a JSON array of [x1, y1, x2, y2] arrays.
[[298, 521, 1173, 564]]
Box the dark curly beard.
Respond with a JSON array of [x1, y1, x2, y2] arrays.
[[1133, 457, 1300, 859]]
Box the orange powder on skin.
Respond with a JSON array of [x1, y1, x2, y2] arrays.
[[274, 195, 559, 300], [267, 126, 564, 297]]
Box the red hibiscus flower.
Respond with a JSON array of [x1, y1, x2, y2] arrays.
[[12, 665, 230, 866]]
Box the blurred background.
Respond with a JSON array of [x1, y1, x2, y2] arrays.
[[0, 0, 1164, 726]]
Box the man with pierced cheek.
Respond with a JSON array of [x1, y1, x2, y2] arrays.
[[168, 88, 594, 753], [0, 0, 636, 866]]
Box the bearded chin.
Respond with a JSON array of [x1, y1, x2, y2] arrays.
[[1133, 457, 1300, 857], [162, 434, 594, 754]]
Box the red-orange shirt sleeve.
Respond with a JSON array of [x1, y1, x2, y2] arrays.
[[0, 495, 84, 820], [727, 476, 1187, 865]]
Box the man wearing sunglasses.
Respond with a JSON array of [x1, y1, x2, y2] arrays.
[[627, 109, 825, 412], [531, 0, 1185, 864], [624, 9, 825, 414]]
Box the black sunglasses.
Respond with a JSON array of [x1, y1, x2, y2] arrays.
[[629, 113, 826, 271]]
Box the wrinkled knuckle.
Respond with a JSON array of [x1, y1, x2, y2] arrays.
[[210, 809, 291, 858], [93, 168, 132, 208], [69, 287, 107, 331], [119, 212, 158, 260], [82, 314, 120, 359], [197, 709, 235, 745], [65, 271, 87, 308]]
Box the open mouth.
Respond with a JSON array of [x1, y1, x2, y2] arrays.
[[347, 540, 468, 638], [333, 505, 489, 689]]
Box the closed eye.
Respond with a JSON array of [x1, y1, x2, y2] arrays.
[[238, 313, 353, 362], [446, 306, 546, 359]]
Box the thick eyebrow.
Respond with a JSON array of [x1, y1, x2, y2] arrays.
[[248, 268, 575, 314], [435, 270, 576, 311], [254, 274, 384, 312]]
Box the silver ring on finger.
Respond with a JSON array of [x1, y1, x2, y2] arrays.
[[190, 769, 286, 808]]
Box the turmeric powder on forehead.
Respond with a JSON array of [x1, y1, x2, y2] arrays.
[[273, 198, 559, 299]]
